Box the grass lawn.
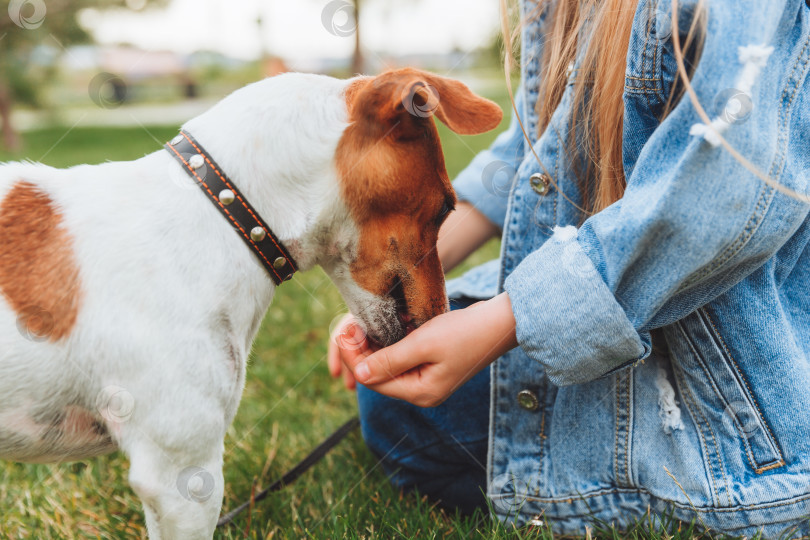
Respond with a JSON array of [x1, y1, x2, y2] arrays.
[[0, 100, 705, 539]]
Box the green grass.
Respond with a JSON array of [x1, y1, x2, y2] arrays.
[[0, 106, 707, 539], [0, 125, 183, 169]]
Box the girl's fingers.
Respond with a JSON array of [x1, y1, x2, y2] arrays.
[[328, 340, 342, 378], [362, 369, 446, 407], [336, 324, 373, 361], [336, 322, 367, 353], [328, 314, 366, 381], [347, 334, 428, 385], [341, 363, 357, 390], [328, 315, 354, 377]]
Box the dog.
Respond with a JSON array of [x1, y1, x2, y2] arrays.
[[0, 68, 502, 539]]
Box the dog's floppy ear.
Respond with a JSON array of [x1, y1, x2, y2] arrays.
[[393, 69, 503, 135], [347, 68, 503, 139]]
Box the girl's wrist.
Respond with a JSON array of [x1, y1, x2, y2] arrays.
[[437, 201, 499, 272], [475, 292, 518, 359]]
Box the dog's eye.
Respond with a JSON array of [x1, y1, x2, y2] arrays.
[[435, 200, 453, 226]]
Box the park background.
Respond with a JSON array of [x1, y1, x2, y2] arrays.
[[0, 1, 698, 538], [0, 0, 514, 537]]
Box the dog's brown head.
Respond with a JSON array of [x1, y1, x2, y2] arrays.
[[328, 68, 502, 346]]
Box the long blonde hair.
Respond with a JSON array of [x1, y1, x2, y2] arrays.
[[501, 0, 810, 215], [539, 0, 638, 214], [500, 0, 703, 215]]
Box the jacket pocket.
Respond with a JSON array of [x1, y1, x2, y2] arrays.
[[666, 308, 785, 476]]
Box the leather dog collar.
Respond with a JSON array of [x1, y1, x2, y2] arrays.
[[165, 130, 297, 285]]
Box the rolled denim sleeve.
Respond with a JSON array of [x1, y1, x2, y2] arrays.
[[504, 2, 810, 386], [452, 90, 527, 229], [505, 227, 652, 385]]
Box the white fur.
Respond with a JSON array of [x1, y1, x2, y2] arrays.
[[0, 73, 400, 539]]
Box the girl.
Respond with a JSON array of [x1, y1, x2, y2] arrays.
[[329, 0, 810, 536]]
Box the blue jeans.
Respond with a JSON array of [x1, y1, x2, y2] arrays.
[[356, 297, 490, 515]]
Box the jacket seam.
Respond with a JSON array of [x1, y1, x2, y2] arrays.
[[489, 361, 504, 476], [639, 3, 657, 119], [780, 33, 810, 139], [531, 118, 559, 236], [650, 0, 665, 101], [626, 75, 663, 82], [686, 311, 781, 470], [680, 32, 810, 292], [647, 1, 665, 101], [683, 318, 769, 472], [651, 12, 662, 101], [492, 487, 643, 505], [487, 361, 498, 497], [624, 86, 664, 95], [552, 131, 558, 227], [700, 307, 785, 467], [670, 356, 725, 507], [613, 371, 633, 488], [534, 376, 548, 496], [756, 461, 787, 474], [624, 370, 632, 487], [640, 3, 652, 85], [681, 185, 772, 292], [677, 323, 741, 504], [674, 322, 732, 506], [512, 486, 810, 514], [670, 491, 810, 514], [614, 373, 621, 487]]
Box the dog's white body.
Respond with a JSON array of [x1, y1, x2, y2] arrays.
[[0, 70, 501, 538]]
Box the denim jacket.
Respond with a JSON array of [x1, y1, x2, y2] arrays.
[[447, 0, 810, 536]]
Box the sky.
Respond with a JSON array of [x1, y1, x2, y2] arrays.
[[81, 0, 501, 64]]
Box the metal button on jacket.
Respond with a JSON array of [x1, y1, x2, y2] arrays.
[[517, 389, 539, 411], [529, 173, 551, 196]]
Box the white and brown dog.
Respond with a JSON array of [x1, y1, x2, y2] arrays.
[[0, 68, 501, 538]]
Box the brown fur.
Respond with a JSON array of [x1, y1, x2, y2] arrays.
[[0, 181, 82, 342], [336, 69, 502, 328]]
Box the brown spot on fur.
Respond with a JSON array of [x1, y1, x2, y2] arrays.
[[336, 69, 502, 329], [0, 181, 81, 342]]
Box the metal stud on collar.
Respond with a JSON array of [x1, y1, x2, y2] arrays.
[[218, 189, 235, 205], [250, 226, 267, 242], [165, 130, 298, 285], [189, 154, 205, 169]]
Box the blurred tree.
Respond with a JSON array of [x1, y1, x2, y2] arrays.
[[351, 0, 362, 75], [0, 0, 165, 150], [347, 0, 432, 75], [320, 0, 363, 74]]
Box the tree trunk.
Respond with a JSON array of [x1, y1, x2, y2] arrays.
[[351, 0, 363, 74], [0, 83, 20, 152]]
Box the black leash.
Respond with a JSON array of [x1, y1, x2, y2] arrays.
[[216, 416, 361, 528]]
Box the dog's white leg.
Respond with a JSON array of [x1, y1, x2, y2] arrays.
[[126, 436, 224, 540]]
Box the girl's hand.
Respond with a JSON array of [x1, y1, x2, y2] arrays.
[[342, 292, 518, 407], [327, 313, 379, 390]]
